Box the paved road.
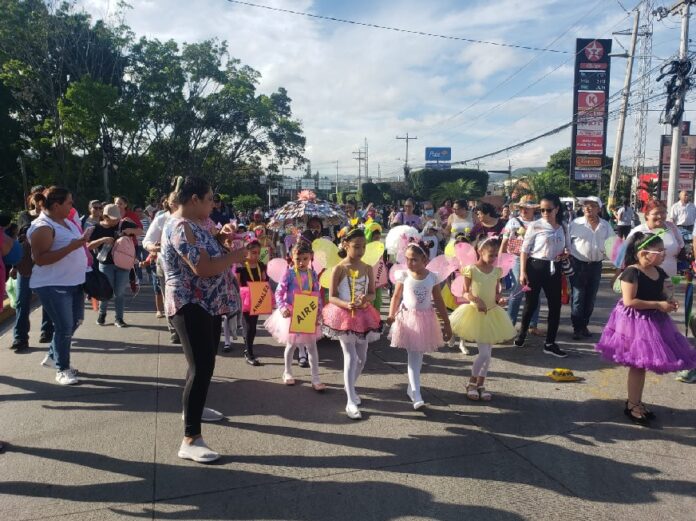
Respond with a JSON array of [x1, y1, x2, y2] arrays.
[[1, 276, 695, 520]]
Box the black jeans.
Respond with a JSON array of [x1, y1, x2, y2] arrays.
[[519, 258, 562, 345], [242, 313, 259, 357], [172, 303, 222, 437]]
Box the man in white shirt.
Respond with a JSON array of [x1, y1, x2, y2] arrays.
[[669, 191, 696, 232], [569, 196, 615, 340]]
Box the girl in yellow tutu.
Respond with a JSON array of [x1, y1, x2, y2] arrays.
[[450, 236, 516, 401]]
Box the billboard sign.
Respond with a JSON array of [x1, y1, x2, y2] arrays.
[[300, 178, 316, 190], [282, 178, 296, 190], [657, 133, 696, 197], [425, 147, 452, 161], [570, 38, 612, 181]]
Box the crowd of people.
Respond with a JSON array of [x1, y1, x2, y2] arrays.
[[2, 180, 696, 461]]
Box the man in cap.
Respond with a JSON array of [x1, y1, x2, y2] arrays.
[[568, 196, 615, 340]]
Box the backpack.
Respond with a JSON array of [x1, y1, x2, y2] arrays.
[[112, 222, 136, 270]]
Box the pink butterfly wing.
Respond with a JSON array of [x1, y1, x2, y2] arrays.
[[450, 275, 466, 297], [455, 242, 477, 267], [496, 253, 516, 277], [389, 263, 406, 284], [267, 258, 289, 283]]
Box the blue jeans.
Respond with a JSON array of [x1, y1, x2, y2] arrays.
[[34, 285, 84, 371], [570, 258, 603, 331], [507, 256, 540, 327], [98, 263, 130, 321], [13, 273, 54, 342]]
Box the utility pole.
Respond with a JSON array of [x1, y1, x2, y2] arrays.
[[335, 160, 339, 197], [17, 155, 28, 210], [353, 148, 365, 188], [608, 9, 640, 209], [666, 0, 693, 206], [377, 163, 381, 181], [364, 137, 369, 182], [396, 133, 418, 176]]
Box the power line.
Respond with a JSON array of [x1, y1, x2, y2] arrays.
[[224, 0, 570, 54]]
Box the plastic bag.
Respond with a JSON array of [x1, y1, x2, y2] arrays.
[[5, 277, 18, 309]]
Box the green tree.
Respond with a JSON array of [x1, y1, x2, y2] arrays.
[[408, 168, 487, 201], [430, 179, 480, 207], [525, 170, 573, 198], [232, 193, 264, 212]]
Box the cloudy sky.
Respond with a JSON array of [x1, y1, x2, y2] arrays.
[[78, 0, 687, 179]]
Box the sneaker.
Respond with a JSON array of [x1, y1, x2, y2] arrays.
[[96, 314, 106, 326], [676, 369, 696, 383], [222, 344, 232, 353], [543, 343, 568, 358], [298, 356, 309, 368], [115, 319, 128, 328], [56, 370, 78, 385], [177, 437, 219, 463], [42, 355, 79, 374], [181, 407, 224, 423], [170, 332, 181, 344], [156, 311, 165, 319], [38, 333, 52, 344], [10, 340, 28, 351], [514, 336, 526, 348], [345, 404, 362, 420], [581, 327, 592, 338], [572, 330, 583, 340], [458, 339, 471, 355]]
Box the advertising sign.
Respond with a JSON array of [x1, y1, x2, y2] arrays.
[[425, 147, 452, 161], [282, 178, 296, 190], [300, 179, 316, 190], [657, 133, 696, 197], [570, 38, 612, 181]]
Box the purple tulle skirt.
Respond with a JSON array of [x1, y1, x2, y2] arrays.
[[595, 301, 696, 374]]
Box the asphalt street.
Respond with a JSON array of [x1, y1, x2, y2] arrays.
[[0, 275, 695, 520]]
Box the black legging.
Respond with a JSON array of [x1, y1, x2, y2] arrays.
[[172, 303, 222, 437], [519, 258, 562, 345], [243, 313, 259, 356]]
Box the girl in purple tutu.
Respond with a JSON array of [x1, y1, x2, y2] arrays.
[[323, 227, 382, 420], [595, 231, 696, 425], [264, 240, 326, 391], [387, 239, 452, 410]]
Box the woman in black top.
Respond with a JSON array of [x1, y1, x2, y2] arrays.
[[88, 203, 138, 327]]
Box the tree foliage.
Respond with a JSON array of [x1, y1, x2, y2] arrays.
[[408, 168, 488, 202], [430, 179, 480, 206], [0, 0, 306, 211], [232, 193, 264, 212]]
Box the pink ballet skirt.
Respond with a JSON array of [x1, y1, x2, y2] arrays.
[[595, 301, 696, 374], [263, 308, 322, 345], [322, 303, 382, 342], [389, 308, 444, 352]]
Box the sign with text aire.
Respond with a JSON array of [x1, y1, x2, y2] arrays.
[[425, 147, 452, 161], [570, 38, 612, 182], [289, 292, 320, 334]]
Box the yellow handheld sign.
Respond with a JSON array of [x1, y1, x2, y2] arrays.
[[290, 292, 320, 334], [248, 281, 273, 316]]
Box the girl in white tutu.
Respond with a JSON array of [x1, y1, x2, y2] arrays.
[[387, 239, 452, 410], [264, 239, 326, 391]]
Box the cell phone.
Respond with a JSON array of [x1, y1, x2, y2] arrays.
[[82, 226, 95, 241]]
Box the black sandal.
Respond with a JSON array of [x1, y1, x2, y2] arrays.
[[639, 402, 656, 420], [624, 401, 651, 426]]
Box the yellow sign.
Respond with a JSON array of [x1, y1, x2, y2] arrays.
[[248, 281, 273, 316], [289, 292, 319, 334]]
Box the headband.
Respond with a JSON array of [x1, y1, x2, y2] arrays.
[[407, 237, 428, 256], [637, 229, 666, 251], [477, 234, 500, 250]]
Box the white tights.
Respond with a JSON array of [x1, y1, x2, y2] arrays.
[[407, 351, 424, 402], [472, 343, 492, 378], [339, 335, 369, 406], [284, 342, 320, 384], [222, 314, 242, 345]]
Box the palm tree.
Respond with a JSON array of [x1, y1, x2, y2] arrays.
[[431, 179, 481, 206]]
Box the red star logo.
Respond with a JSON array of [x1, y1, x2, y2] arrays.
[[584, 40, 604, 62]]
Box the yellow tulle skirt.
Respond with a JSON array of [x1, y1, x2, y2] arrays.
[[450, 303, 517, 344]]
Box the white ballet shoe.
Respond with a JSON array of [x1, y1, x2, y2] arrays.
[[345, 403, 362, 420]]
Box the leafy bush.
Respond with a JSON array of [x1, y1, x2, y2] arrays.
[[408, 168, 488, 201]]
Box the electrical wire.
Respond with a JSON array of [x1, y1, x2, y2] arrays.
[[223, 0, 569, 54]]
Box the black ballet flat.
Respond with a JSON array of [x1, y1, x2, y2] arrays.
[[624, 402, 651, 426]]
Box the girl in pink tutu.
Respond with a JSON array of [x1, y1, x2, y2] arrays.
[[264, 240, 326, 391], [596, 231, 696, 425], [323, 227, 382, 419], [387, 240, 452, 410]]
